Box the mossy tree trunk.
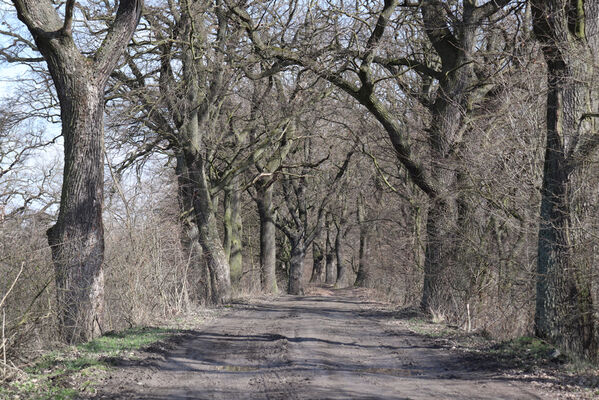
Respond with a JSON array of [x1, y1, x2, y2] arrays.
[[224, 181, 243, 283]]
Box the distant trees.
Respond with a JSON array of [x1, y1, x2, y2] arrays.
[[230, 0, 517, 309], [108, 0, 234, 304]]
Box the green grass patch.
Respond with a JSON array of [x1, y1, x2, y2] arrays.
[[404, 317, 459, 339], [79, 327, 172, 355], [489, 336, 560, 366], [495, 336, 554, 357], [2, 326, 177, 399]]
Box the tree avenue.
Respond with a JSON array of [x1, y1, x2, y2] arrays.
[[4, 0, 599, 365]]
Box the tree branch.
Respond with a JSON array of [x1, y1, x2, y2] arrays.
[[473, 0, 513, 22], [94, 0, 143, 81], [62, 0, 76, 35], [10, 0, 64, 39], [420, 0, 460, 67]]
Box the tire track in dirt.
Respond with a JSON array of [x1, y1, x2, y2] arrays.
[[92, 289, 544, 399]]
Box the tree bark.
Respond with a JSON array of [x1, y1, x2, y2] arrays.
[[334, 224, 348, 288], [420, 199, 453, 311], [288, 241, 305, 295], [184, 151, 231, 304], [10, 0, 142, 343], [418, 0, 477, 312], [256, 184, 278, 293], [177, 4, 231, 305], [176, 154, 210, 303], [224, 182, 243, 283], [325, 222, 336, 285], [354, 195, 371, 287], [47, 74, 106, 344], [532, 0, 599, 359], [310, 239, 324, 283]]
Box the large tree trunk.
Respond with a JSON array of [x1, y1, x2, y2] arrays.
[[419, 2, 476, 312], [47, 76, 106, 344], [420, 199, 454, 311], [325, 223, 336, 284], [11, 0, 142, 343], [178, 10, 231, 305], [532, 0, 599, 358], [354, 196, 371, 287], [224, 182, 243, 283], [176, 154, 210, 303], [287, 240, 306, 295], [256, 184, 278, 293], [310, 239, 324, 283], [184, 149, 231, 305], [535, 124, 583, 353], [334, 225, 349, 288]]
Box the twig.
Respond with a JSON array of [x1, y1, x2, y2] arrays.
[[2, 308, 6, 377], [0, 262, 24, 310]]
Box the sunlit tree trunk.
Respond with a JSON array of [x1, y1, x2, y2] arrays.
[[532, 0, 599, 359], [256, 183, 278, 293], [176, 154, 210, 303], [11, 0, 142, 343]]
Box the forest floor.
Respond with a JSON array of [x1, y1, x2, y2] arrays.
[[84, 287, 597, 400], [3, 286, 598, 399]]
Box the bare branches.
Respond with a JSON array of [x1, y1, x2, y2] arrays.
[[568, 114, 599, 171], [229, 1, 438, 198], [94, 0, 143, 80], [371, 55, 442, 80], [420, 0, 459, 67], [10, 0, 63, 38], [62, 0, 76, 35], [473, 0, 513, 22], [363, 0, 398, 66]]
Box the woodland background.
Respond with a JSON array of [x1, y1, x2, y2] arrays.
[[1, 0, 599, 368]]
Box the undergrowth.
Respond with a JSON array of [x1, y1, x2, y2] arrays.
[[0, 327, 175, 399]]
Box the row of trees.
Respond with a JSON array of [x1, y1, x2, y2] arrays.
[[1, 0, 599, 361]]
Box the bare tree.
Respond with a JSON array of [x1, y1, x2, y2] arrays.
[[229, 0, 517, 311], [8, 0, 142, 343], [531, 0, 599, 359]]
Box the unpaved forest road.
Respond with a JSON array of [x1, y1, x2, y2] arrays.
[[94, 289, 543, 399]]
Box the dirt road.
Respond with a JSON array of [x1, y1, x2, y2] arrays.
[[94, 289, 543, 399]]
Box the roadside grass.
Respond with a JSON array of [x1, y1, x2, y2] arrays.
[[400, 314, 599, 399], [0, 327, 175, 400], [403, 316, 562, 365], [488, 335, 559, 367]]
